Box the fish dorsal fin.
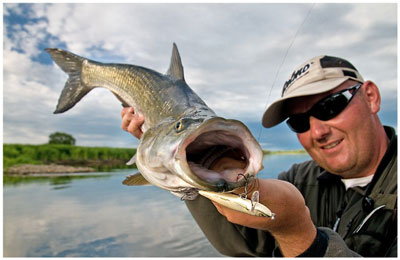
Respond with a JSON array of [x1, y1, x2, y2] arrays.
[[166, 43, 185, 82], [122, 172, 151, 186]]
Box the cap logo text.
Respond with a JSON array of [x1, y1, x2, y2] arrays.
[[282, 63, 310, 96]]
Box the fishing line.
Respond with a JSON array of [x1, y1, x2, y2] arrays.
[[256, 3, 315, 143]]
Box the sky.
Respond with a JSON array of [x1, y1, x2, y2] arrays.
[[3, 3, 397, 150]]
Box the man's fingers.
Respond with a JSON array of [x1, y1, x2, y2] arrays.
[[127, 120, 144, 138], [120, 107, 133, 118], [121, 111, 133, 131], [120, 107, 144, 138]]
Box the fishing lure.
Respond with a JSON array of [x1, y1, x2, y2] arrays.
[[199, 176, 275, 219]]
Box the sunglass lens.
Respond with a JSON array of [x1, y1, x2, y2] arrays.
[[286, 114, 310, 133], [313, 94, 349, 120]]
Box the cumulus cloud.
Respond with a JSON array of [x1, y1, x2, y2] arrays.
[[3, 3, 397, 149]]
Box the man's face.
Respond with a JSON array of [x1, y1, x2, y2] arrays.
[[286, 80, 383, 178]]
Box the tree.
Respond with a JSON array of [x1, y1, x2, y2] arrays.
[[48, 132, 76, 145]]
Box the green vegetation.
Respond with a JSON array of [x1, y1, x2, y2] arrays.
[[48, 132, 76, 145], [4, 143, 136, 171]]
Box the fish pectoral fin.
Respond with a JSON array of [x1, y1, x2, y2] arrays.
[[126, 154, 136, 165], [122, 172, 151, 186]]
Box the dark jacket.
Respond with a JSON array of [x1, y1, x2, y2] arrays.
[[185, 126, 397, 257]]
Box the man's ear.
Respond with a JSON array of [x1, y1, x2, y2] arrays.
[[361, 80, 381, 114]]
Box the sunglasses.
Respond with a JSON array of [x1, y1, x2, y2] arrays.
[[286, 83, 363, 133]]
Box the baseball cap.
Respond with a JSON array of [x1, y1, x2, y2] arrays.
[[262, 55, 364, 128]]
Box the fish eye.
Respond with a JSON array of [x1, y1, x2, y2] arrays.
[[175, 120, 184, 132]]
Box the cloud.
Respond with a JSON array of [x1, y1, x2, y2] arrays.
[[3, 3, 397, 149]]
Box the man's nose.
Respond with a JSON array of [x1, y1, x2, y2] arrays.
[[309, 116, 331, 141]]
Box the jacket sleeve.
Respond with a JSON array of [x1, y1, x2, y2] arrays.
[[278, 163, 362, 257], [185, 195, 276, 256], [319, 227, 361, 257]]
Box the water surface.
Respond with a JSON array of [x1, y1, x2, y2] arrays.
[[4, 153, 310, 257]]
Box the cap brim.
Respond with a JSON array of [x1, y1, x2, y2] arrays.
[[262, 77, 355, 128]]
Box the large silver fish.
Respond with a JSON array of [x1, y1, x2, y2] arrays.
[[46, 44, 264, 200]]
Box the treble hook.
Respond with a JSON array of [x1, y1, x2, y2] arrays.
[[250, 190, 260, 212], [236, 174, 256, 199]]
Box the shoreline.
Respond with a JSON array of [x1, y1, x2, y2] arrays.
[[5, 164, 95, 176], [4, 150, 306, 176]]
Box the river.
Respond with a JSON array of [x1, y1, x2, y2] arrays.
[[4, 153, 310, 257]]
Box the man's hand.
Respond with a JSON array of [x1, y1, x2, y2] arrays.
[[211, 170, 317, 256], [121, 107, 144, 139]]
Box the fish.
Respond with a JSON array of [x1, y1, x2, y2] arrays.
[[46, 43, 264, 201]]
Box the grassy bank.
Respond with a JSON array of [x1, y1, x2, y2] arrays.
[[3, 144, 136, 171], [3, 143, 306, 172]]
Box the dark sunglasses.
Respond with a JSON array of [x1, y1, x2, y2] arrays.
[[286, 83, 363, 133]]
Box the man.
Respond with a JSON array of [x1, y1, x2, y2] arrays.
[[121, 55, 397, 257]]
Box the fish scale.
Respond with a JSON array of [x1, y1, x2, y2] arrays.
[[82, 63, 172, 127]]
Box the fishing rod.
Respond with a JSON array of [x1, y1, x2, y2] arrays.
[[257, 3, 315, 143]]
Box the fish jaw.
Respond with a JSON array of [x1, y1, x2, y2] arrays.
[[173, 116, 264, 192]]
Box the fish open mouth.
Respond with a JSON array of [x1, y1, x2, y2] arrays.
[[182, 120, 262, 191]]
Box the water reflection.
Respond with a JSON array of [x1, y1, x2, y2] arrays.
[[4, 173, 111, 188], [4, 170, 221, 257], [4, 154, 310, 257]]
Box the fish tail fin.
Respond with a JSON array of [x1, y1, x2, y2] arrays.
[[46, 48, 93, 114]]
